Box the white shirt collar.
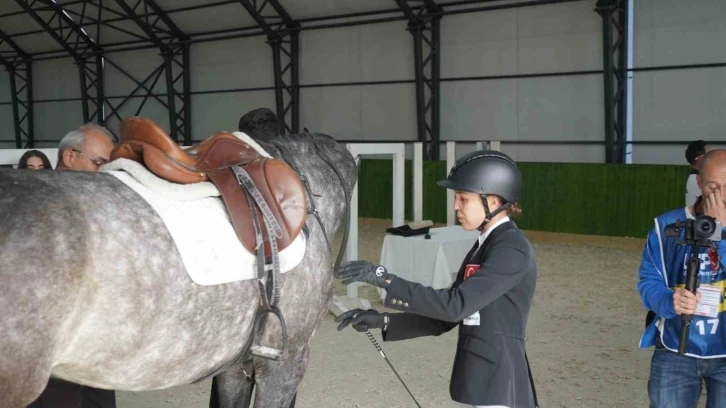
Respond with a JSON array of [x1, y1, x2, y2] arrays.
[[478, 216, 510, 247]]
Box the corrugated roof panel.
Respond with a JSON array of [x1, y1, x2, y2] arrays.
[[169, 3, 257, 35], [282, 0, 397, 20], [0, 9, 44, 36], [152, 0, 218, 10], [8, 32, 64, 54]]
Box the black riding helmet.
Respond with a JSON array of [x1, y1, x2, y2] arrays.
[[437, 150, 521, 230]]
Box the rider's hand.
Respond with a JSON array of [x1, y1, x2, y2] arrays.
[[673, 288, 702, 315], [335, 309, 387, 332], [336, 261, 395, 289]]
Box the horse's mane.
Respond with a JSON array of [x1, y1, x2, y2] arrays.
[[258, 132, 338, 162]]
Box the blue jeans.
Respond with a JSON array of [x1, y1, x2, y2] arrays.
[[648, 347, 726, 408]]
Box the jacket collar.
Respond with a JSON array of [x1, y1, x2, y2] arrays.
[[473, 219, 516, 257]]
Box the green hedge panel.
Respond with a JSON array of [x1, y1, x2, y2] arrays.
[[357, 159, 689, 238]]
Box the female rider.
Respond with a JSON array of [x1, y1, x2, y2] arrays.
[[336, 150, 538, 408]]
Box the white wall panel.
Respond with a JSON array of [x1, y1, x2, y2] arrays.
[[300, 83, 416, 141], [33, 58, 80, 100], [191, 38, 273, 91], [505, 144, 604, 163], [103, 97, 169, 137], [301, 27, 361, 84], [33, 101, 84, 143], [105, 49, 167, 97], [0, 104, 13, 143], [517, 34, 601, 74], [635, 0, 726, 67], [441, 74, 602, 145], [191, 91, 275, 141], [517, 75, 603, 142], [628, 0, 726, 164], [360, 84, 416, 141], [437, 1, 604, 163], [358, 22, 414, 82], [440, 80, 518, 141], [300, 86, 361, 139], [517, 2, 602, 73], [633, 67, 726, 142], [441, 1, 601, 78], [443, 141, 604, 164], [0, 72, 10, 103], [300, 21, 413, 84], [440, 10, 518, 78]]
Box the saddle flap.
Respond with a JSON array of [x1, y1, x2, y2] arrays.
[[207, 158, 307, 257]]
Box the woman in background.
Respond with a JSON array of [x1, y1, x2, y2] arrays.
[[18, 150, 52, 170]]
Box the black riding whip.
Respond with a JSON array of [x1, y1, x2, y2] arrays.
[[364, 329, 422, 408]]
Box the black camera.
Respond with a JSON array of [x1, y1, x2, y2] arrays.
[[665, 215, 722, 245]]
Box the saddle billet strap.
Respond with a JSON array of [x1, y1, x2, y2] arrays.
[[261, 211, 281, 306], [232, 166, 282, 311], [242, 183, 268, 304]]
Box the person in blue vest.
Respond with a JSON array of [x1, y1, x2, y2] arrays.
[[335, 150, 538, 408], [685, 140, 708, 207], [638, 148, 726, 408]]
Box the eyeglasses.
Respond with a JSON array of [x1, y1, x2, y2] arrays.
[[72, 149, 109, 167]]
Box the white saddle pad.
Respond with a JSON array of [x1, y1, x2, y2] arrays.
[[100, 132, 306, 286]]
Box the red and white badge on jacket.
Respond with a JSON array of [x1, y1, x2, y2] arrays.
[[462, 264, 481, 326], [464, 264, 480, 280]]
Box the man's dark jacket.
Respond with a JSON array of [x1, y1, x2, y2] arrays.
[[382, 221, 537, 407]]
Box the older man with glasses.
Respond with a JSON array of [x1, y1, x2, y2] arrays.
[[56, 123, 115, 171], [27, 123, 117, 408]]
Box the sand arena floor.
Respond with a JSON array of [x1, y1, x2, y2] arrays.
[[115, 218, 706, 408]]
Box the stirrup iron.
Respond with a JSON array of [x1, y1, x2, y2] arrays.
[[250, 306, 288, 360]]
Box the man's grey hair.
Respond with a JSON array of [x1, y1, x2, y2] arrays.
[[57, 123, 114, 162]]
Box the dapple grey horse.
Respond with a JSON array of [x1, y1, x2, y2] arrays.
[[0, 133, 357, 408]]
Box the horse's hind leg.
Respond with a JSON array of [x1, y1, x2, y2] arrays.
[[251, 346, 311, 408], [208, 368, 254, 408]]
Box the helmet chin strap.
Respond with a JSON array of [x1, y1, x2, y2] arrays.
[[477, 194, 511, 232]]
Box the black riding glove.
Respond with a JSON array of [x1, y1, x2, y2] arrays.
[[335, 309, 389, 333], [336, 261, 396, 289]]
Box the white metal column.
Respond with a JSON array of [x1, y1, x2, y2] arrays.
[[446, 141, 456, 226], [344, 143, 406, 299]]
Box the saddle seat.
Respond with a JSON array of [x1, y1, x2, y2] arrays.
[[110, 116, 307, 257]]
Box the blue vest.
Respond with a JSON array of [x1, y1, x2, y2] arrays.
[[638, 208, 726, 357]]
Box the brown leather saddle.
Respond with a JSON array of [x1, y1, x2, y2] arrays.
[[110, 116, 307, 258], [111, 116, 310, 362]]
